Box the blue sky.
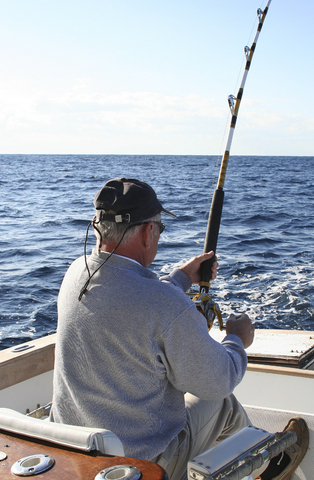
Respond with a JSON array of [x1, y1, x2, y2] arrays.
[[1, 0, 313, 155]]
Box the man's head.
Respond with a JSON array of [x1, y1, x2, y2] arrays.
[[92, 177, 176, 254]]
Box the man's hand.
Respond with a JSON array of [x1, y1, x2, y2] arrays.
[[179, 251, 218, 284], [226, 314, 255, 349]]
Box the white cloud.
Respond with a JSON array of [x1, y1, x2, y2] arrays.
[[0, 81, 313, 155], [0, 84, 224, 153]]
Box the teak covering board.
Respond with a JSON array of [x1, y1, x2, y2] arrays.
[[0, 429, 167, 480]]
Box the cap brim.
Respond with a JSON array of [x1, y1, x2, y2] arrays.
[[161, 207, 177, 218]]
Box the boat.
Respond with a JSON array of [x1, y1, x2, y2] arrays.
[[1, 2, 313, 479], [0, 329, 313, 479]]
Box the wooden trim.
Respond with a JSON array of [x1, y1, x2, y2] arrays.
[[247, 362, 314, 378], [0, 334, 56, 391], [0, 429, 167, 480]]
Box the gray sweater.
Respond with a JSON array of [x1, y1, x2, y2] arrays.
[[51, 250, 247, 460]]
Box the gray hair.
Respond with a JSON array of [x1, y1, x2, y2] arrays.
[[94, 211, 161, 247]]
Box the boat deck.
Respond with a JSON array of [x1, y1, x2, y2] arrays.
[[211, 328, 314, 369]]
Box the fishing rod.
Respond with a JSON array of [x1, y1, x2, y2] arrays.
[[194, 1, 272, 329]]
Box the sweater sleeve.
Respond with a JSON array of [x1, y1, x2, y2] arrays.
[[156, 303, 248, 401], [159, 268, 191, 294]]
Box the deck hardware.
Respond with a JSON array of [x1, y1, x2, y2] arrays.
[[0, 451, 7, 461], [189, 468, 205, 480], [95, 465, 142, 480], [11, 344, 35, 353], [11, 454, 55, 476]]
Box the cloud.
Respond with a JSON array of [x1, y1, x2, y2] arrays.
[[0, 82, 222, 135], [239, 107, 313, 136], [0, 81, 313, 155], [34, 90, 221, 127], [0, 83, 225, 153]]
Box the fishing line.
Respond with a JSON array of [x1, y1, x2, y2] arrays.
[[202, 2, 267, 250], [233, 0, 268, 98], [200, 0, 272, 293], [193, 1, 272, 330], [214, 0, 268, 182]]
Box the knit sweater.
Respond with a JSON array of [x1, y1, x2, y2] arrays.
[[51, 249, 247, 460]]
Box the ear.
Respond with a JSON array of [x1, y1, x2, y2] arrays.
[[142, 222, 154, 248]]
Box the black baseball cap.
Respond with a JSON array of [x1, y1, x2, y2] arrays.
[[93, 177, 176, 223]]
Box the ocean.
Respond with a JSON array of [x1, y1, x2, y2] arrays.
[[0, 154, 313, 350]]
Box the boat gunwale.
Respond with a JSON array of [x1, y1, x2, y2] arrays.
[[0, 334, 56, 391], [1, 332, 314, 392]]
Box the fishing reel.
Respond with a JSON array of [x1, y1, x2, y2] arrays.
[[188, 292, 224, 331]]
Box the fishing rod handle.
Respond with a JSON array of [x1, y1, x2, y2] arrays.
[[200, 188, 224, 287]]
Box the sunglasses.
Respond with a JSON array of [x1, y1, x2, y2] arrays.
[[134, 221, 165, 234], [152, 221, 165, 234]]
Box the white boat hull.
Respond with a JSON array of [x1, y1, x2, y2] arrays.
[[0, 331, 313, 479]]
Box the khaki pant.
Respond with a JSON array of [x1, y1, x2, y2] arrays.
[[155, 393, 250, 480]]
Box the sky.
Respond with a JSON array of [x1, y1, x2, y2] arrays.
[[1, 0, 313, 156]]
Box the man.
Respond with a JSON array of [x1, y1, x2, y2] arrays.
[[51, 178, 307, 480]]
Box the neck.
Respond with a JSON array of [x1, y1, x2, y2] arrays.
[[99, 222, 158, 268], [100, 242, 143, 265]]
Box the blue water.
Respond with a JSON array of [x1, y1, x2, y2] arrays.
[[0, 154, 313, 350]]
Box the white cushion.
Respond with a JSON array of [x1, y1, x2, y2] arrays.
[[0, 407, 124, 456]]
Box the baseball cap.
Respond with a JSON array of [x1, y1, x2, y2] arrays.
[[93, 177, 176, 223]]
